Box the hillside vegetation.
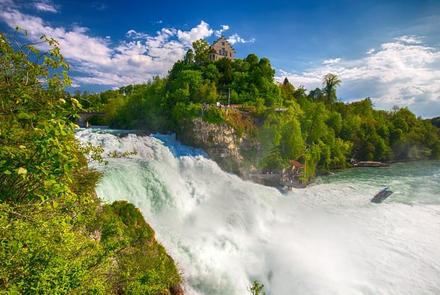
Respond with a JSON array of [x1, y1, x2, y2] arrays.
[[0, 32, 181, 294], [79, 39, 440, 182]]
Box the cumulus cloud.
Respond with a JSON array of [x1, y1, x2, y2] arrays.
[[0, 7, 252, 87], [279, 36, 440, 117], [33, 0, 57, 13], [176, 20, 213, 46], [227, 33, 255, 45], [0, 9, 111, 64]]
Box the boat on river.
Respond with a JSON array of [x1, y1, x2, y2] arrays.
[[371, 187, 393, 203]]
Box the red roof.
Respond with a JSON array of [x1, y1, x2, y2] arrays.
[[290, 160, 304, 168]]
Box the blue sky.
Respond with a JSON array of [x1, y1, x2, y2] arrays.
[[1, 0, 440, 117]]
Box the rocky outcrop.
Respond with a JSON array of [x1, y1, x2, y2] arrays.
[[178, 118, 254, 176], [177, 118, 302, 190], [248, 170, 306, 190]]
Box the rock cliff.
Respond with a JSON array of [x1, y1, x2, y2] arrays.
[[177, 118, 249, 175], [177, 118, 302, 189]]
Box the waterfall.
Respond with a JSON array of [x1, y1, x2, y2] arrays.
[[77, 129, 440, 295]]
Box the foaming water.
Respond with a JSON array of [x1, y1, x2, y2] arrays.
[[76, 129, 440, 295]]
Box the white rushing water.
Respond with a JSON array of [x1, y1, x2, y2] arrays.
[[76, 129, 440, 295]]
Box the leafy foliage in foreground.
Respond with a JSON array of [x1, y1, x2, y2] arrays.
[[77, 39, 440, 182], [0, 31, 180, 294], [98, 201, 181, 294], [249, 280, 266, 295]]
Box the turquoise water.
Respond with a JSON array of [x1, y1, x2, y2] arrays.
[[319, 161, 440, 204]]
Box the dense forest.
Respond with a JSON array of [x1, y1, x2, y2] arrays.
[[78, 39, 440, 182], [0, 33, 182, 293]]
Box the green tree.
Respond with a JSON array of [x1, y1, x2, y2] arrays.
[[184, 48, 195, 64], [0, 32, 80, 202], [280, 118, 305, 160], [280, 77, 296, 104], [196, 81, 218, 103], [322, 73, 341, 104], [192, 39, 210, 65]]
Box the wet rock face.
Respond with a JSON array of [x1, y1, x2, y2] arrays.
[[177, 118, 246, 175]]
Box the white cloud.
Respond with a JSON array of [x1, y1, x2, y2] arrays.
[[0, 9, 111, 65], [34, 0, 57, 13], [366, 48, 375, 54], [177, 20, 213, 46], [126, 29, 149, 39], [0, 0, 58, 12], [323, 58, 341, 65], [69, 25, 188, 86], [215, 24, 230, 37], [279, 36, 440, 117], [395, 35, 422, 44], [227, 33, 255, 45]]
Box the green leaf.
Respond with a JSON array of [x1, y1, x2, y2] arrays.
[[17, 167, 27, 175], [17, 112, 32, 120]]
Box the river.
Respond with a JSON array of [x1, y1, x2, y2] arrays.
[[76, 129, 440, 295]]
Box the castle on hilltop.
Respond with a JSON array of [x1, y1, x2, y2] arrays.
[[209, 36, 235, 61]]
